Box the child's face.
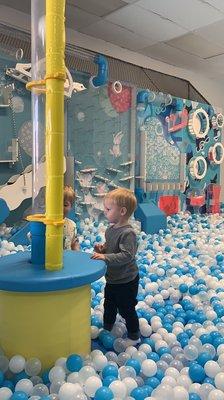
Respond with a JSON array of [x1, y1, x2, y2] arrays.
[[104, 198, 126, 224], [64, 199, 72, 217]]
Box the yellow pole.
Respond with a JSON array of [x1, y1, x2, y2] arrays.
[[45, 0, 66, 270]]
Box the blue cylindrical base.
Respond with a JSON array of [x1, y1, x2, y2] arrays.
[[30, 221, 46, 265]]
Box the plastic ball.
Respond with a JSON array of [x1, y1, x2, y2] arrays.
[[78, 366, 96, 383], [122, 377, 138, 394], [189, 364, 205, 383], [117, 352, 131, 366], [66, 355, 83, 373], [49, 367, 66, 383], [126, 360, 141, 375], [58, 382, 82, 400], [214, 372, 224, 391], [208, 389, 224, 400], [204, 361, 220, 378], [24, 359, 42, 377], [119, 366, 136, 379], [9, 356, 25, 374], [15, 379, 33, 396], [0, 388, 13, 400], [102, 365, 118, 379], [10, 392, 28, 400], [84, 376, 102, 397], [141, 360, 157, 377], [109, 380, 127, 399], [93, 355, 107, 371], [173, 386, 188, 400], [183, 345, 198, 361], [94, 386, 113, 400], [31, 384, 49, 397]]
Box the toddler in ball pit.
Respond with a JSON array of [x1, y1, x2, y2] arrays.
[[92, 188, 140, 345]]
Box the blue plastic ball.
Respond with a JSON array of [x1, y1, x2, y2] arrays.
[[102, 365, 118, 379], [102, 334, 115, 350], [103, 376, 117, 387], [66, 354, 83, 372], [147, 352, 160, 362], [2, 380, 14, 391], [189, 363, 205, 383], [126, 359, 141, 375], [189, 394, 201, 400], [41, 369, 50, 384], [11, 392, 28, 400], [155, 369, 165, 381], [131, 387, 146, 400], [0, 371, 4, 386], [145, 377, 160, 388], [94, 386, 114, 400], [197, 352, 212, 367], [179, 284, 188, 293]]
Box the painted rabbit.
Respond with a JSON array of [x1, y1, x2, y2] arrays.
[[77, 172, 92, 187], [96, 183, 106, 194], [109, 131, 124, 158]]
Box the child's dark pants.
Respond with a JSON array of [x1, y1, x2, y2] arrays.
[[103, 274, 140, 340]]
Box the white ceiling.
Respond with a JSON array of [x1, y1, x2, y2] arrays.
[[1, 0, 224, 79]]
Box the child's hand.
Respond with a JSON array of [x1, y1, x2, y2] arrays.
[[91, 252, 106, 260], [71, 240, 80, 251], [94, 243, 105, 253]]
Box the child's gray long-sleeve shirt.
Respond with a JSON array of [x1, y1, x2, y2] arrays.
[[104, 224, 138, 284]]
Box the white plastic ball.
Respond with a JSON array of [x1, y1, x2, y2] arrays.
[[91, 326, 99, 339], [58, 382, 83, 400], [15, 379, 34, 395], [204, 361, 221, 378], [109, 380, 127, 399], [49, 366, 66, 383], [122, 377, 137, 394], [208, 389, 224, 400], [84, 376, 102, 397], [9, 355, 26, 373], [141, 360, 157, 377], [214, 372, 224, 391], [173, 385, 189, 400], [93, 355, 107, 371], [25, 358, 42, 376], [0, 388, 13, 400], [78, 366, 96, 383], [32, 384, 49, 397]]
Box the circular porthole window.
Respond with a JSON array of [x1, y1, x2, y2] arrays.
[[208, 142, 224, 165], [189, 156, 207, 180], [188, 108, 209, 139]]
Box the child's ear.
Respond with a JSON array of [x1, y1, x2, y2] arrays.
[[120, 207, 127, 216]]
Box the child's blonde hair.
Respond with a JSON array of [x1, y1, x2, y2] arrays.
[[105, 188, 137, 218], [64, 185, 76, 205]]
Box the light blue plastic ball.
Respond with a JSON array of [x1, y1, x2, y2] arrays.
[[189, 363, 205, 383], [94, 386, 114, 400], [102, 365, 118, 379], [66, 354, 83, 372], [11, 391, 29, 400]]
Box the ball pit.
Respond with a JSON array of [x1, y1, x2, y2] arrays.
[[0, 212, 224, 398]]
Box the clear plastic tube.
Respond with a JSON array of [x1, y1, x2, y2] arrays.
[[31, 0, 46, 213]]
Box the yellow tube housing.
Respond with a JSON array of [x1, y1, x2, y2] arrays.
[[45, 0, 66, 270]]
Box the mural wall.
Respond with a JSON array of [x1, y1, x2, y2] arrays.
[[67, 84, 134, 220], [0, 50, 222, 225], [136, 90, 223, 215]]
